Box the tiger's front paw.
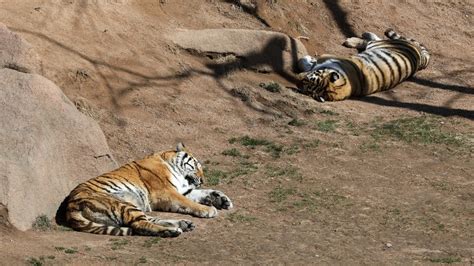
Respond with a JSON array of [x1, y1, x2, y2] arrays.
[[195, 206, 218, 218], [157, 219, 195, 232], [202, 191, 233, 210]]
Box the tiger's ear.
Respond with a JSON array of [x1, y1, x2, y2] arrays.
[[176, 142, 186, 152], [329, 72, 341, 82]]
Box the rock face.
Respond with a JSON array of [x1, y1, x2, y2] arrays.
[[168, 29, 308, 74], [0, 25, 117, 231], [0, 23, 40, 73]]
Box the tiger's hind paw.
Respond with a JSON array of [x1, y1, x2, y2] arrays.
[[156, 219, 195, 232], [342, 37, 367, 50], [177, 220, 195, 232], [361, 32, 381, 41], [158, 227, 182, 238]]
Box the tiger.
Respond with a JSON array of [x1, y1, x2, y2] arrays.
[[297, 28, 430, 102], [64, 143, 233, 237]]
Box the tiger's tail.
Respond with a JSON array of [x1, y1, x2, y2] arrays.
[[67, 209, 132, 236], [343, 32, 381, 52]]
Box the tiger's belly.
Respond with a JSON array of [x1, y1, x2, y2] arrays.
[[354, 48, 415, 95], [81, 176, 153, 212], [111, 191, 151, 212]]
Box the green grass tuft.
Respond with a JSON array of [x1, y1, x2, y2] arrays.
[[64, 248, 77, 254], [316, 119, 338, 132], [265, 143, 283, 158], [143, 237, 161, 248], [137, 256, 148, 264], [259, 82, 282, 93], [231, 162, 258, 178], [428, 256, 461, 264], [227, 212, 257, 223], [265, 165, 302, 181], [229, 135, 285, 158], [26, 255, 55, 266], [32, 215, 51, 231], [284, 144, 300, 155], [229, 136, 272, 147], [359, 140, 381, 152], [26, 257, 44, 266], [204, 169, 228, 186], [372, 116, 465, 146], [269, 187, 295, 203], [302, 139, 321, 149], [222, 148, 243, 157], [109, 238, 130, 250], [55, 246, 77, 254], [319, 109, 339, 116], [288, 118, 306, 127]]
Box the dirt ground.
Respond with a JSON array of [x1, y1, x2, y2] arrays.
[[0, 0, 473, 265]]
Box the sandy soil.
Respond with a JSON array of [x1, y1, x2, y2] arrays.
[[0, 0, 472, 264]]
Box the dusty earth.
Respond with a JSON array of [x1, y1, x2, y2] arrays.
[[0, 0, 473, 265]]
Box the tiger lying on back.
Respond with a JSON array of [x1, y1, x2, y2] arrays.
[[65, 143, 232, 237], [297, 28, 430, 101]]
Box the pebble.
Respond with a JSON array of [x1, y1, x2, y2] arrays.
[[385, 243, 393, 248]]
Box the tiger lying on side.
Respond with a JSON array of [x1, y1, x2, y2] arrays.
[[297, 28, 430, 101], [65, 143, 232, 237]]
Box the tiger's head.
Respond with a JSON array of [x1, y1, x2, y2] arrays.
[[161, 143, 204, 188], [298, 68, 352, 102]]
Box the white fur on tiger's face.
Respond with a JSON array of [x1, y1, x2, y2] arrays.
[[297, 28, 430, 101]]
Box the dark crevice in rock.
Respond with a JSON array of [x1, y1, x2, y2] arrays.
[[0, 203, 12, 227], [2, 63, 31, 74]]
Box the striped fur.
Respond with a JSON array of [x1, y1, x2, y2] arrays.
[[297, 28, 430, 101], [65, 143, 233, 237]]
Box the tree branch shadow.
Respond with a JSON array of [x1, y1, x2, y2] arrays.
[[408, 77, 474, 95], [322, 0, 357, 38], [13, 25, 309, 118], [199, 35, 305, 115], [11, 28, 192, 114], [355, 96, 473, 120], [204, 35, 299, 84]]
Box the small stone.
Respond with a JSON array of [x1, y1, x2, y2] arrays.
[[300, 219, 312, 226], [385, 243, 393, 248]]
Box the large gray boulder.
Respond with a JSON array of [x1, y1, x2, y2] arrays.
[[0, 24, 117, 230], [167, 29, 308, 74], [0, 68, 117, 231]]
